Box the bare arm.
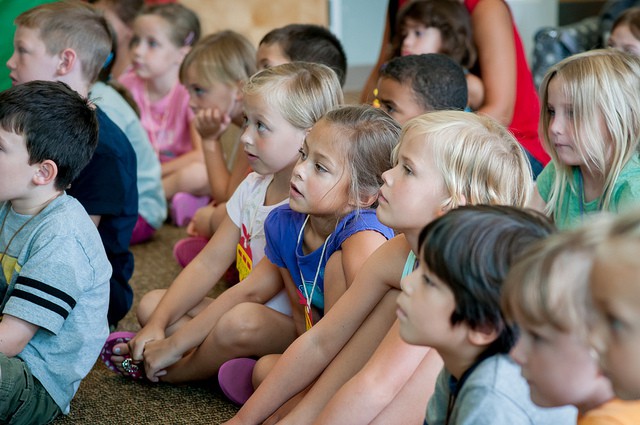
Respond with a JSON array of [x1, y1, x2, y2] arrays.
[[142, 257, 284, 380], [228, 236, 410, 425], [0, 314, 38, 357], [472, 0, 517, 126], [315, 321, 442, 425], [129, 213, 240, 360]]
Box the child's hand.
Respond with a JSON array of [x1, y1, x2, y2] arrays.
[[142, 337, 182, 382], [128, 325, 165, 364], [187, 204, 217, 238], [194, 107, 231, 141]]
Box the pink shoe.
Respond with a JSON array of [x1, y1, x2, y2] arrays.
[[100, 331, 145, 380], [170, 192, 210, 227], [173, 236, 209, 267], [218, 358, 257, 406]]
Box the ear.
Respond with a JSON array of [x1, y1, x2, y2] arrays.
[[32, 160, 58, 187], [356, 192, 379, 209], [178, 45, 191, 63], [467, 324, 499, 348], [57, 48, 77, 76]]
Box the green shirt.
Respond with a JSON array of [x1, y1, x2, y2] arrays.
[[537, 155, 640, 229]]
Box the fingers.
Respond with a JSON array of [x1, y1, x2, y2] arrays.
[[195, 108, 231, 140]]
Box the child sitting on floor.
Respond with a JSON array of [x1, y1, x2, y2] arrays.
[[397, 205, 576, 424], [0, 81, 112, 424], [590, 210, 640, 401], [503, 215, 640, 423], [375, 53, 468, 125]]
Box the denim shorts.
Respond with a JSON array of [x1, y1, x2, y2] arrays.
[[0, 354, 61, 425]]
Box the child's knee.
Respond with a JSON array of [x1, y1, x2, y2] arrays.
[[252, 354, 280, 389], [213, 303, 267, 349], [136, 289, 166, 325]]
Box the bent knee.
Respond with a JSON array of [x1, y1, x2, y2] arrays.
[[136, 289, 166, 325], [213, 303, 272, 348]]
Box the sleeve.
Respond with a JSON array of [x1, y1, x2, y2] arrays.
[[3, 235, 92, 335], [611, 160, 640, 212], [425, 369, 449, 425], [535, 162, 557, 203], [452, 386, 531, 425], [264, 206, 288, 269], [226, 174, 251, 228], [331, 209, 395, 251]]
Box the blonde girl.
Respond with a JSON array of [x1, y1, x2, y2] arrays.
[[227, 111, 532, 425], [118, 4, 206, 212], [173, 30, 256, 264], [503, 217, 640, 421], [530, 49, 640, 229], [609, 7, 640, 56]]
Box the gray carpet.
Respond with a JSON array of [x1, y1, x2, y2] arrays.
[[54, 224, 239, 424]]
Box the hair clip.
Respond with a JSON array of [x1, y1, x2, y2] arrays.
[[184, 31, 195, 46], [102, 51, 114, 69]]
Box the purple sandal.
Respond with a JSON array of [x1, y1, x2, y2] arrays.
[[100, 331, 144, 380]]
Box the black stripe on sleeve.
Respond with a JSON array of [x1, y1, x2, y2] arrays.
[[16, 276, 76, 308], [11, 289, 70, 319]]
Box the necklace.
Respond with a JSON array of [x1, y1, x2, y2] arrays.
[[0, 195, 60, 266], [296, 215, 332, 331]]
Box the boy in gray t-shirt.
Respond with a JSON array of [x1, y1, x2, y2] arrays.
[[396, 206, 577, 424], [0, 81, 111, 424]]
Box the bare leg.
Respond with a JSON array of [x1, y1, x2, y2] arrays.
[[160, 302, 297, 383], [277, 289, 400, 424], [163, 161, 209, 199]]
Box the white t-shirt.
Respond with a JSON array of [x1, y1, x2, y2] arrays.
[[226, 172, 291, 315]]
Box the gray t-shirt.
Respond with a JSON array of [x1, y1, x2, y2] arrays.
[[425, 354, 577, 424], [0, 195, 111, 414]]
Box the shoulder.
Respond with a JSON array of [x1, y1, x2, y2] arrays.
[[612, 155, 640, 208], [265, 205, 304, 233], [580, 399, 640, 425], [335, 209, 395, 240]]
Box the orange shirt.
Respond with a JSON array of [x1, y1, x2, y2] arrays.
[[578, 398, 640, 425]]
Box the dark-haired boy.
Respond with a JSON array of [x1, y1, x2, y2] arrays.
[[7, 1, 138, 327], [397, 205, 577, 424], [376, 53, 468, 125], [257, 23, 348, 86], [0, 80, 111, 423]]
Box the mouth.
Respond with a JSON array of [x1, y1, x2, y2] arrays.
[[401, 50, 412, 56], [290, 182, 303, 198], [244, 150, 258, 162], [378, 189, 388, 205]]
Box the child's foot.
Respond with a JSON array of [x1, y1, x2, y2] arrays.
[[218, 358, 257, 405], [170, 193, 210, 227], [100, 331, 145, 380]]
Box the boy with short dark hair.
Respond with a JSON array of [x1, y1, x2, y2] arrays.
[[397, 205, 577, 424], [375, 53, 468, 125], [257, 23, 347, 86], [7, 1, 138, 327], [0, 80, 112, 423]]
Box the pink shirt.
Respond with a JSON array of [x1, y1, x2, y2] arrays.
[[119, 71, 194, 162]]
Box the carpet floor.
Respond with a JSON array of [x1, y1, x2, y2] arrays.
[[54, 224, 240, 424]]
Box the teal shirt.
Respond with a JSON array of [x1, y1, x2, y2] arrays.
[[0, 0, 57, 91], [537, 155, 640, 229]]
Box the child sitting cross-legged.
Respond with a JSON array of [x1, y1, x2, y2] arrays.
[[0, 81, 111, 424], [503, 214, 640, 423], [397, 205, 577, 424]]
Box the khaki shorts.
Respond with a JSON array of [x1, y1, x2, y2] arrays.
[[0, 354, 61, 425]]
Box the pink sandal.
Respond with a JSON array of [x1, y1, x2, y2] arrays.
[[100, 331, 144, 380], [218, 358, 257, 405]]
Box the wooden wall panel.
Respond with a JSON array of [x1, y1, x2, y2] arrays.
[[181, 0, 329, 45]]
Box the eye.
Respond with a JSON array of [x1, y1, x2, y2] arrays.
[[148, 38, 159, 48], [257, 121, 268, 133], [414, 29, 423, 38], [381, 102, 395, 114], [403, 164, 413, 175], [314, 163, 329, 173], [546, 107, 555, 117], [298, 147, 308, 160], [241, 115, 248, 128], [422, 274, 436, 287], [130, 36, 140, 47]]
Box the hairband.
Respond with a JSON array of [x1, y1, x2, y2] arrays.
[[184, 31, 195, 46], [102, 51, 114, 69]]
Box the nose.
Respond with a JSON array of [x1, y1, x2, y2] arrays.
[[6, 52, 16, 70], [402, 33, 413, 49], [240, 126, 253, 147], [549, 113, 563, 136], [292, 157, 305, 181], [400, 269, 418, 295], [381, 168, 392, 186]]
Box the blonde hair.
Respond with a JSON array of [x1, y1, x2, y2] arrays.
[[502, 214, 614, 338], [321, 105, 400, 208], [243, 62, 344, 131], [16, 1, 112, 84], [539, 49, 640, 219], [179, 31, 256, 88], [398, 111, 532, 210]]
